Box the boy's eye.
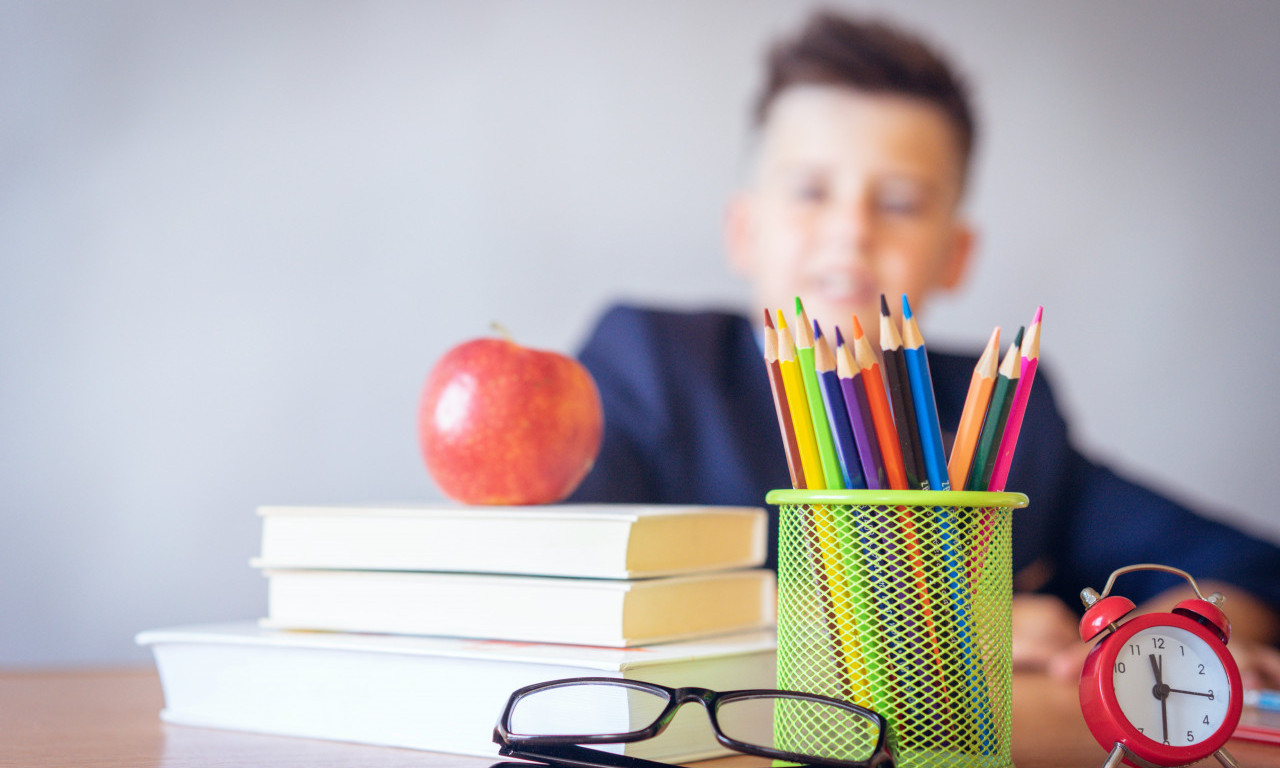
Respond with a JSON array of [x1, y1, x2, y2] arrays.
[[782, 172, 829, 203], [792, 180, 828, 203], [876, 180, 929, 215]]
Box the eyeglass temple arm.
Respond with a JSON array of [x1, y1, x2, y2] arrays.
[[500, 742, 676, 768]]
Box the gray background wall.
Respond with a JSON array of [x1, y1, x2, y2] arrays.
[[3, 1, 1278, 666]]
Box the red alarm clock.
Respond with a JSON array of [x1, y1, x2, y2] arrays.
[[1078, 564, 1243, 768]]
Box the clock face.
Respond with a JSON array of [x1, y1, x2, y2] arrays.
[[1109, 624, 1231, 746]]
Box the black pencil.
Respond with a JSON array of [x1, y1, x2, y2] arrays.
[[880, 294, 927, 490]]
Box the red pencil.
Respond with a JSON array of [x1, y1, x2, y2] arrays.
[[851, 314, 909, 491], [763, 310, 806, 489]]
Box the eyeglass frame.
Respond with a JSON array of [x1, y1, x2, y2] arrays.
[[492, 676, 895, 768]]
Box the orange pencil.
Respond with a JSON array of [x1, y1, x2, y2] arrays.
[[763, 310, 806, 489], [947, 326, 1001, 490], [850, 315, 908, 491], [776, 310, 826, 489]]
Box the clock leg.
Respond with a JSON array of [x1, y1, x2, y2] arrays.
[[1213, 747, 1239, 768], [1102, 743, 1127, 768]]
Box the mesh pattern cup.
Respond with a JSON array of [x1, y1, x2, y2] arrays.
[[766, 489, 1029, 768]]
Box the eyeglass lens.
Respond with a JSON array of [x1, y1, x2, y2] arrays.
[[507, 682, 881, 763], [717, 694, 881, 761], [508, 683, 670, 738]]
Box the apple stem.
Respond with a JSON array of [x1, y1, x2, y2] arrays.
[[490, 322, 515, 343]]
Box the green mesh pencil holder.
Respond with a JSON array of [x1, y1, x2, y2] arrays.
[[766, 489, 1029, 768]]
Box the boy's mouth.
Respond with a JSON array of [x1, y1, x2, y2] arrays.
[[808, 273, 878, 315]]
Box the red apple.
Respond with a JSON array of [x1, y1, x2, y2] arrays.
[[419, 335, 604, 505]]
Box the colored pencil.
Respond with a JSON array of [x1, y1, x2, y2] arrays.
[[900, 295, 949, 491], [947, 326, 1001, 490], [835, 327, 886, 490], [987, 307, 1042, 492], [857, 309, 949, 737], [966, 327, 1023, 491], [763, 310, 806, 489], [789, 312, 866, 696], [776, 311, 826, 489], [850, 314, 909, 491], [782, 318, 853, 694], [880, 295, 928, 490], [902, 294, 994, 747], [813, 321, 867, 489], [795, 298, 846, 490], [799, 504, 857, 700]]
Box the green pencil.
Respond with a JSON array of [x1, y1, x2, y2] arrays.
[[794, 298, 845, 489], [966, 327, 1023, 491]]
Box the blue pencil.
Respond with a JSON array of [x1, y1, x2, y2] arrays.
[[901, 294, 994, 751], [900, 295, 950, 491], [1246, 689, 1280, 712], [813, 321, 867, 489]]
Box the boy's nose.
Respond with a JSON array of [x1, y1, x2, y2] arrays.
[[822, 197, 874, 249]]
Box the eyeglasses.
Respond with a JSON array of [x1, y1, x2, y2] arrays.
[[493, 677, 894, 768]]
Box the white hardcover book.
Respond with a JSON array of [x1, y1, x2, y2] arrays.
[[253, 503, 767, 579], [138, 622, 778, 760], [259, 568, 777, 647]]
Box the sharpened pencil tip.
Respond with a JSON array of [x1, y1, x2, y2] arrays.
[[776, 309, 789, 331], [851, 314, 864, 338], [834, 325, 845, 347], [794, 296, 804, 315], [1032, 305, 1044, 324], [901, 294, 914, 320], [879, 294, 890, 316], [1014, 326, 1025, 347], [763, 308, 774, 329], [812, 319, 823, 339]]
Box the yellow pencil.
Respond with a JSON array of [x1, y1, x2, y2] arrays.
[[776, 310, 826, 489], [777, 320, 866, 696]]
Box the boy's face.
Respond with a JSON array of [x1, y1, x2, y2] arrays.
[[726, 86, 974, 347]]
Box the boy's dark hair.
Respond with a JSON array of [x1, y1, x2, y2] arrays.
[[755, 10, 977, 179]]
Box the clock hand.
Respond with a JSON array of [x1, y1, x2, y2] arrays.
[[1149, 654, 1169, 744], [1161, 692, 1169, 744], [1167, 688, 1214, 698]]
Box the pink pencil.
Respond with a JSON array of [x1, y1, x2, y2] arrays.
[[987, 307, 1042, 492]]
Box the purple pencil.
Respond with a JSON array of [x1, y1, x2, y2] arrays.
[[835, 327, 887, 490]]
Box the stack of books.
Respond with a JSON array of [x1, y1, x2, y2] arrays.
[[138, 503, 778, 760]]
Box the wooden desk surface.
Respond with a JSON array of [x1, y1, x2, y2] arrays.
[[1, 667, 1275, 767]]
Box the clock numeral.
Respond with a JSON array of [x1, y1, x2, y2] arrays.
[[1179, 645, 1185, 656], [1128, 644, 1143, 656], [1163, 739, 1170, 745], [1138, 728, 1144, 734], [1197, 663, 1205, 675], [1115, 661, 1126, 674], [1202, 716, 1210, 725], [1152, 637, 1165, 649], [1208, 689, 1215, 701], [1186, 731, 1195, 742]]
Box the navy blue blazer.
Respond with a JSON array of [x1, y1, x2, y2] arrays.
[[569, 304, 1280, 613]]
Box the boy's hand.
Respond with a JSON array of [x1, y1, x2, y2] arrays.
[[1011, 593, 1080, 672], [1225, 641, 1280, 690]]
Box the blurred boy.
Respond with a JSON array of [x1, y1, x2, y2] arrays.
[[570, 11, 1280, 685]]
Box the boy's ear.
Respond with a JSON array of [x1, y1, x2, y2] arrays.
[[939, 221, 976, 291], [723, 193, 756, 277]]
